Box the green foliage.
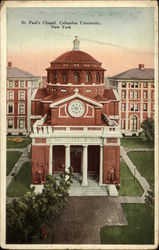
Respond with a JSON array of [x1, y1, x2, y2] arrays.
[[6, 167, 73, 243], [140, 118, 154, 142], [145, 189, 154, 207]]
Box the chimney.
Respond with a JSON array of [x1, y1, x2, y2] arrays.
[[8, 62, 12, 68], [139, 64, 144, 70]]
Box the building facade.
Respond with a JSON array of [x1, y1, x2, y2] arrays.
[[30, 37, 121, 187], [109, 64, 154, 135], [7, 62, 41, 135]]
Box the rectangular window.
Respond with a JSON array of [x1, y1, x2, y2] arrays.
[[122, 82, 126, 88], [143, 103, 147, 111], [8, 91, 14, 100], [143, 82, 148, 88], [20, 81, 25, 87], [130, 103, 134, 111], [135, 82, 138, 88], [8, 119, 14, 129], [134, 103, 139, 111], [134, 91, 138, 99], [130, 91, 134, 99], [121, 103, 126, 111], [121, 120, 125, 129], [8, 81, 14, 87], [18, 119, 25, 129], [18, 104, 25, 114], [18, 91, 25, 100], [8, 104, 14, 114], [122, 90, 126, 99], [143, 91, 147, 99], [130, 82, 134, 88]]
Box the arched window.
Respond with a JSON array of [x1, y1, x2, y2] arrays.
[[63, 72, 67, 83], [86, 72, 92, 84], [130, 116, 138, 131], [74, 72, 80, 84], [96, 72, 100, 83]]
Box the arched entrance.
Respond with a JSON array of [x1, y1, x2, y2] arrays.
[[130, 115, 138, 132]]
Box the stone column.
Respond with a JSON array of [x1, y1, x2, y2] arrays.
[[82, 145, 88, 186], [49, 145, 53, 175], [99, 145, 103, 185], [65, 145, 70, 178]]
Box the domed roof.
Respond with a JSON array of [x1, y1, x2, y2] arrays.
[[52, 50, 100, 64]]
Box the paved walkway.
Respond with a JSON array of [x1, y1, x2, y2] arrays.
[[52, 196, 127, 244], [7, 145, 31, 188], [120, 146, 150, 203], [125, 147, 154, 153]]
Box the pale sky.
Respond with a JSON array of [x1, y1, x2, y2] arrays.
[[7, 7, 155, 77]]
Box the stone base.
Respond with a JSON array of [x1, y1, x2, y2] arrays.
[[107, 184, 118, 196], [30, 184, 44, 194]]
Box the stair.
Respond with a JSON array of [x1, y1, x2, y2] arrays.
[[69, 179, 108, 196]]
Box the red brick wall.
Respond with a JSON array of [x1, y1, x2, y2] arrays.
[[53, 146, 65, 173], [32, 145, 49, 184], [103, 146, 120, 184]]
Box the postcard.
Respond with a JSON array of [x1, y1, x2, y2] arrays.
[[0, 0, 158, 249]]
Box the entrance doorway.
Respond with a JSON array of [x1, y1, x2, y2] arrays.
[[88, 146, 100, 179], [70, 146, 82, 173]]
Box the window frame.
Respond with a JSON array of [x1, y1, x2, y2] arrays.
[[18, 90, 25, 100], [18, 103, 25, 114]]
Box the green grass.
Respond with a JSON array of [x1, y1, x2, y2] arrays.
[[7, 136, 31, 148], [7, 161, 31, 197], [121, 137, 154, 148], [119, 159, 143, 196], [7, 151, 22, 175], [100, 204, 154, 244], [128, 151, 154, 189]]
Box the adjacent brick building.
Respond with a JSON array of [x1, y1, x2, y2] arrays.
[[7, 62, 41, 135], [30, 37, 121, 187], [109, 64, 154, 135]]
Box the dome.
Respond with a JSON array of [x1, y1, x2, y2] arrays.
[[52, 50, 100, 64]]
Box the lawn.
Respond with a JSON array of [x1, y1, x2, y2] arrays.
[[100, 204, 154, 244], [7, 136, 31, 148], [7, 151, 22, 175], [128, 151, 154, 189], [119, 159, 143, 196], [121, 137, 154, 148], [7, 161, 31, 197]]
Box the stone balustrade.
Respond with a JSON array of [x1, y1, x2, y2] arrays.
[[31, 125, 120, 136]]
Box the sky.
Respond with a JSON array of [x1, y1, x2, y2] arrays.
[[7, 7, 155, 77]]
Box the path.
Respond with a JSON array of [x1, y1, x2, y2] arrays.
[[52, 196, 127, 244], [7, 145, 31, 188], [124, 147, 154, 153], [120, 146, 150, 203]]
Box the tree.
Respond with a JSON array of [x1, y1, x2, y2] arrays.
[[144, 189, 154, 207], [140, 118, 154, 142], [6, 167, 73, 243]]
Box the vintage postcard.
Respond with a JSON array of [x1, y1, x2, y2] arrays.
[[0, 0, 158, 249]]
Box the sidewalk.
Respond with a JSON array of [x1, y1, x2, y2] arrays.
[[120, 146, 150, 201], [7, 145, 31, 188], [125, 147, 154, 153]]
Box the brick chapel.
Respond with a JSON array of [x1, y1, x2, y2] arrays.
[[30, 36, 122, 187]]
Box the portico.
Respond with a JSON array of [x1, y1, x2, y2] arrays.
[[49, 143, 103, 186]]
